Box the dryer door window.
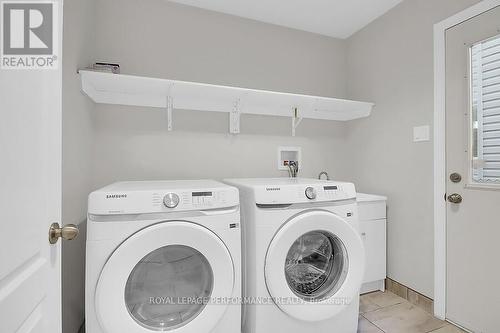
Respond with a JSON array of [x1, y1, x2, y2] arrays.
[[124, 245, 213, 331], [284, 231, 348, 301]]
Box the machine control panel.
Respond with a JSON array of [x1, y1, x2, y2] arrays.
[[88, 181, 239, 215], [323, 185, 341, 199], [249, 180, 357, 205], [191, 191, 214, 206], [163, 190, 224, 210]]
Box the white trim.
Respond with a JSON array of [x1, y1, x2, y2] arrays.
[[433, 0, 500, 320], [464, 183, 500, 191]]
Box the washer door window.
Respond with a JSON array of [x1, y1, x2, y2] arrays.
[[96, 222, 234, 333], [265, 210, 364, 322], [124, 245, 214, 331], [285, 231, 348, 302]]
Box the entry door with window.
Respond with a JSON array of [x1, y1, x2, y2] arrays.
[[445, 6, 500, 332]]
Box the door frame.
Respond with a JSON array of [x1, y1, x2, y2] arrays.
[[433, 0, 500, 320]]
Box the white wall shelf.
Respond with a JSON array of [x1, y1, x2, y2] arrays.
[[79, 70, 374, 135]]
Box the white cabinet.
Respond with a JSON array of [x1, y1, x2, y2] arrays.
[[357, 193, 387, 294]]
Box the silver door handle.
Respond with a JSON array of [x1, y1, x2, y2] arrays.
[[447, 193, 463, 204], [49, 223, 79, 244]]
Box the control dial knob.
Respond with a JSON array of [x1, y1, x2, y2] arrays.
[[163, 193, 180, 208], [305, 187, 317, 200]]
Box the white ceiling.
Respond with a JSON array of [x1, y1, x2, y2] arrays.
[[167, 0, 404, 39]]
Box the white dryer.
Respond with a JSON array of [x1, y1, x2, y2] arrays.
[[224, 178, 365, 333], [85, 180, 241, 333]]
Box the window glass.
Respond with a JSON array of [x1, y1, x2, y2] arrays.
[[470, 34, 500, 184], [284, 231, 348, 301]]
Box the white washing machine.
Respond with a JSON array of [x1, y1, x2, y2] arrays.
[[224, 178, 365, 333], [85, 180, 241, 333]]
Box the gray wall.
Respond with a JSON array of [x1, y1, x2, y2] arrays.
[[345, 0, 480, 298], [62, 0, 96, 332], [91, 0, 351, 188]]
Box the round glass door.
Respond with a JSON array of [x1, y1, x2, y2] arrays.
[[284, 231, 348, 301], [124, 245, 213, 331]]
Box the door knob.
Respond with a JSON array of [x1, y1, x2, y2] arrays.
[[447, 193, 463, 204], [49, 223, 79, 244]]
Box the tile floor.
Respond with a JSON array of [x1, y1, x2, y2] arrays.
[[358, 291, 466, 333]]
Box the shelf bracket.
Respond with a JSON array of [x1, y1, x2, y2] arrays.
[[230, 99, 241, 134], [166, 96, 173, 131], [292, 107, 303, 137]]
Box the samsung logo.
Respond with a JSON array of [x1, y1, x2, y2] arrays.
[[106, 194, 127, 199], [265, 187, 281, 191]]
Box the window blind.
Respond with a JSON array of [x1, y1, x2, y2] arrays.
[[471, 35, 500, 184]]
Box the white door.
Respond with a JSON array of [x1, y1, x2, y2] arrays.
[[0, 0, 66, 332], [445, 5, 500, 332], [265, 210, 364, 322], [95, 221, 234, 333]]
